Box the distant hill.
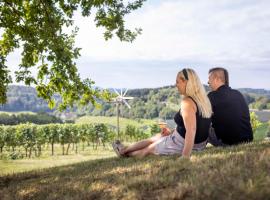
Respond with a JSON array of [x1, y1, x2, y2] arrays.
[[0, 85, 269, 119], [238, 88, 270, 97], [0, 85, 53, 112]]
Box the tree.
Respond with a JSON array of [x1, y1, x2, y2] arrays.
[[0, 0, 145, 110], [250, 112, 262, 133], [150, 124, 160, 135], [125, 124, 136, 140], [159, 107, 176, 119], [267, 121, 270, 138], [0, 126, 6, 153]]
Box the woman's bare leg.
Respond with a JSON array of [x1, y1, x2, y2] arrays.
[[120, 133, 162, 155], [126, 140, 160, 158]]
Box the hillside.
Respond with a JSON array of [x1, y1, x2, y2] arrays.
[[0, 85, 55, 113], [238, 88, 270, 97], [0, 85, 270, 119], [0, 140, 269, 199], [76, 116, 156, 135]]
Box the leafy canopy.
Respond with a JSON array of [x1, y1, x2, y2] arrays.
[[0, 0, 145, 110]]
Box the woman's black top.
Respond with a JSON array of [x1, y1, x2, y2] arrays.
[[174, 97, 211, 144]]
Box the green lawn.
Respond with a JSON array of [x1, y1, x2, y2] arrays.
[[76, 116, 158, 133], [76, 116, 156, 130], [0, 146, 114, 176], [0, 111, 36, 115], [0, 140, 270, 199], [0, 119, 269, 199], [254, 123, 269, 141]]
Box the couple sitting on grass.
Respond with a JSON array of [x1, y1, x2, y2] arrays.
[[112, 68, 253, 158]]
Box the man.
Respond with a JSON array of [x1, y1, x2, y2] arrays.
[[207, 67, 253, 146]]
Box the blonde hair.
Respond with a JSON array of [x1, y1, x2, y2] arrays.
[[178, 68, 212, 118]]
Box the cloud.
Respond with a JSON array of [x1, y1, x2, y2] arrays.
[[2, 0, 270, 89], [73, 0, 270, 64]]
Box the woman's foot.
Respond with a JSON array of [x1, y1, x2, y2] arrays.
[[112, 140, 125, 157]]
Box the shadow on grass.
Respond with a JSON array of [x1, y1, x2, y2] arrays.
[[0, 140, 269, 199]]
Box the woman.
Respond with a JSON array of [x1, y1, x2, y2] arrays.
[[112, 68, 212, 158]]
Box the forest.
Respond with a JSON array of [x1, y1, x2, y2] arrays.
[[0, 85, 269, 119]]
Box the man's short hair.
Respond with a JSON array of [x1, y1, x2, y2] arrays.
[[209, 67, 229, 86]]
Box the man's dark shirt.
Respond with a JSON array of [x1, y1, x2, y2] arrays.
[[208, 85, 253, 145]]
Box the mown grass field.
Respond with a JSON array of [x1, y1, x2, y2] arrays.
[[75, 116, 158, 134], [0, 111, 36, 115], [0, 121, 268, 176], [76, 116, 156, 129], [0, 140, 269, 200], [0, 145, 114, 176], [0, 120, 269, 199]]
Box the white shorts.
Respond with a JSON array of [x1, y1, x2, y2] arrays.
[[154, 129, 207, 155]]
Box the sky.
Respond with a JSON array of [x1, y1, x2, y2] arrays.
[[5, 0, 270, 89]]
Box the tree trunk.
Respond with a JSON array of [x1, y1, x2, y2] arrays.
[[62, 144, 65, 155], [66, 143, 70, 155], [25, 148, 28, 157], [29, 148, 32, 158], [38, 146, 42, 157], [34, 148, 37, 157], [102, 140, 106, 149], [51, 142, 54, 156]]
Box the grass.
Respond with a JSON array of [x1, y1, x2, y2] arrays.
[[0, 111, 36, 115], [0, 120, 269, 199], [0, 122, 264, 176], [0, 140, 269, 199], [0, 144, 115, 176], [76, 116, 156, 131], [0, 149, 114, 176], [254, 123, 269, 141]]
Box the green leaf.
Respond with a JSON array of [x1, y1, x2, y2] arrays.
[[0, 0, 146, 109]]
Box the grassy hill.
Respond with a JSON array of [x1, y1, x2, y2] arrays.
[[0, 111, 36, 115], [0, 140, 269, 199], [76, 116, 157, 132]]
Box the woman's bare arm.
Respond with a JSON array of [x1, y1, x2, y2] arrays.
[[181, 97, 197, 158]]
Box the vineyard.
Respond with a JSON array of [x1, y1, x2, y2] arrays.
[[0, 123, 157, 159]]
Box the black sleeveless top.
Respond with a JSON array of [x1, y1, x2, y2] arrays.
[[174, 97, 211, 144]]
